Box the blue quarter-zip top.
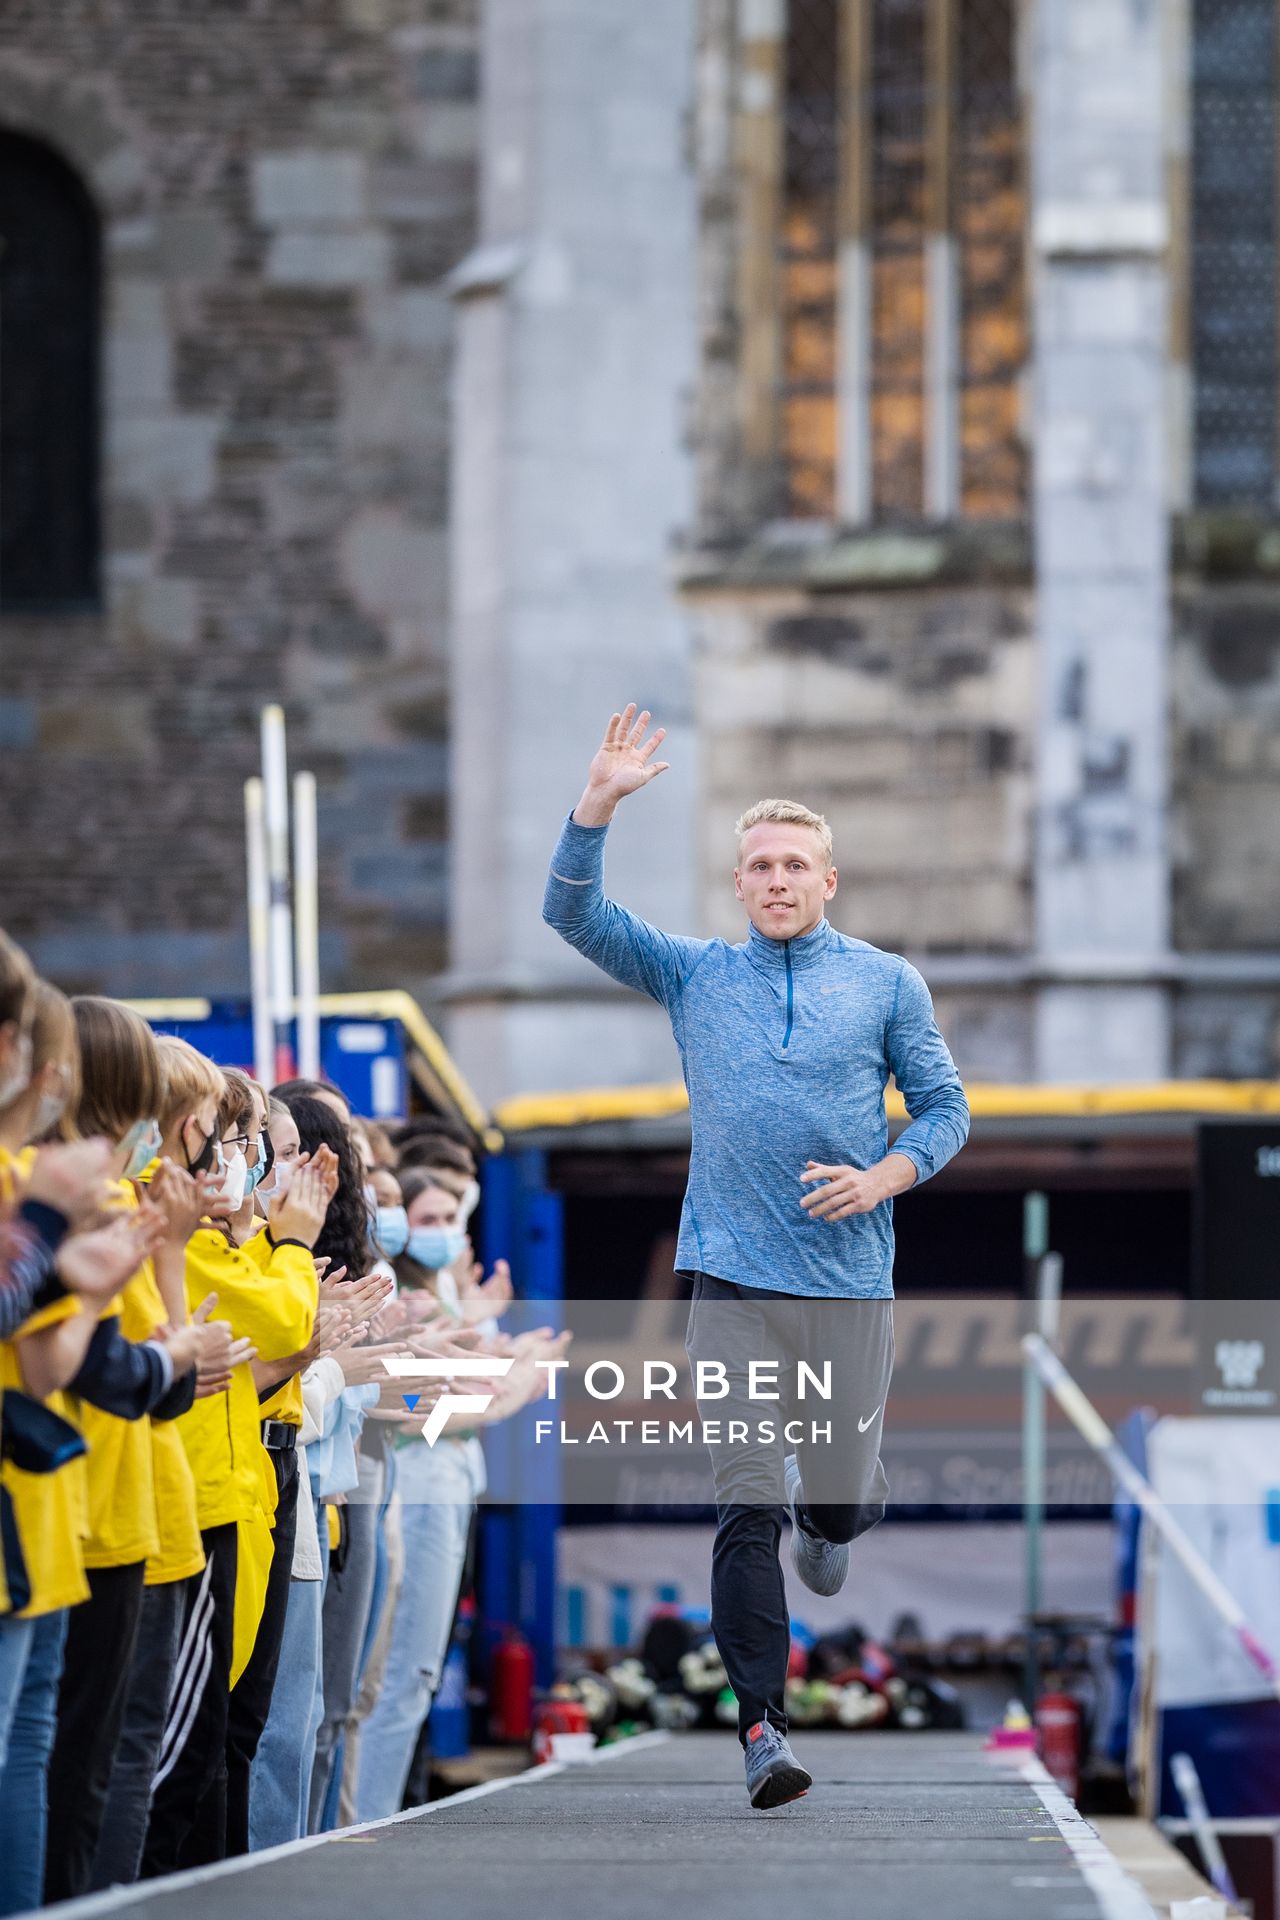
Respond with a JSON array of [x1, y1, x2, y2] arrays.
[[544, 812, 971, 1298]]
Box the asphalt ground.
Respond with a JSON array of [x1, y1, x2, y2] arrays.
[[49, 1731, 1157, 1920]]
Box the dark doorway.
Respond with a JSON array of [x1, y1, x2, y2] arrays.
[[0, 131, 101, 610]]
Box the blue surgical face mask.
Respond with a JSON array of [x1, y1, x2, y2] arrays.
[[119, 1118, 162, 1181], [243, 1129, 274, 1197], [373, 1205, 409, 1259], [406, 1224, 467, 1272]]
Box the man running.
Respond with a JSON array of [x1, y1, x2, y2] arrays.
[[543, 706, 969, 1808]]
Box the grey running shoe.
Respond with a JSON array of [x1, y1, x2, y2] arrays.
[[743, 1719, 812, 1809], [785, 1452, 850, 1598]]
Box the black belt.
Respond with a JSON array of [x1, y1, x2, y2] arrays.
[[261, 1420, 297, 1453]]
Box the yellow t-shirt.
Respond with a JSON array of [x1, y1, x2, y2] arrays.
[[2, 1297, 90, 1617], [75, 1178, 163, 1570], [242, 1227, 315, 1428], [231, 1446, 279, 1687], [76, 1310, 160, 1569], [0, 1144, 89, 1615], [176, 1227, 316, 1530], [129, 1170, 205, 1586]]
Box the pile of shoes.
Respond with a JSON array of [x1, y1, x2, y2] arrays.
[[608, 1657, 657, 1716], [786, 1623, 894, 1730], [610, 1610, 737, 1733], [650, 1690, 700, 1731], [549, 1669, 619, 1735], [894, 1677, 965, 1731], [581, 1607, 969, 1735]]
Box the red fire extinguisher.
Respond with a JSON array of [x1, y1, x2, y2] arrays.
[[490, 1629, 534, 1744], [531, 1698, 590, 1765], [1036, 1689, 1082, 1802]]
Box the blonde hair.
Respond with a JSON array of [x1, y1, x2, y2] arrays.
[[30, 981, 81, 1127], [362, 1119, 396, 1166], [71, 997, 161, 1141], [218, 1066, 256, 1136], [735, 799, 834, 871], [0, 929, 34, 1031], [156, 1035, 225, 1131]]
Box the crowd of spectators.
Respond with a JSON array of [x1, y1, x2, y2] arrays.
[[0, 925, 565, 1907]]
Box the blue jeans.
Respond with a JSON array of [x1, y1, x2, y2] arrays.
[[248, 1504, 327, 1850], [309, 1453, 382, 1832], [0, 1610, 68, 1916], [0, 1617, 34, 1781], [353, 1439, 479, 1821], [359, 1446, 397, 1686], [326, 1445, 396, 1830]]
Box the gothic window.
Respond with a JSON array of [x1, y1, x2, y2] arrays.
[[776, 0, 1027, 525], [781, 0, 841, 517], [0, 132, 101, 610], [1191, 0, 1277, 508], [955, 0, 1025, 519], [868, 0, 927, 519]]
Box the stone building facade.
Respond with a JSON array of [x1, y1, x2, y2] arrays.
[[442, 0, 700, 1103], [0, 0, 477, 1002], [3, 1, 1278, 1099], [672, 0, 1280, 1088], [450, 0, 1280, 1102]]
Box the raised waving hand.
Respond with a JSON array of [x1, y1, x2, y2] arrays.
[[574, 705, 670, 827]]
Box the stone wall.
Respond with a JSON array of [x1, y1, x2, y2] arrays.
[[683, 0, 1280, 1087], [445, 0, 699, 1107], [683, 552, 1280, 1085], [1173, 580, 1280, 953], [685, 560, 1280, 1083], [1030, 0, 1171, 1084], [690, 574, 1036, 1080], [0, 0, 477, 1001], [1170, 565, 1280, 1078]]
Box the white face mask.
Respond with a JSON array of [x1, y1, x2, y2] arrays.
[[216, 1148, 248, 1212], [459, 1179, 481, 1225], [32, 1087, 68, 1139], [0, 1028, 33, 1109], [257, 1158, 294, 1205], [23, 1061, 70, 1142]]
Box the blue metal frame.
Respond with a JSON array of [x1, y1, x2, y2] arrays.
[[140, 1000, 409, 1118], [478, 1147, 564, 1689]]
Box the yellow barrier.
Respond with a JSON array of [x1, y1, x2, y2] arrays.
[[124, 997, 1280, 1148], [495, 1077, 1280, 1135]]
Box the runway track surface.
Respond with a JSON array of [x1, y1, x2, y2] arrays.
[[46, 1731, 1159, 1920]]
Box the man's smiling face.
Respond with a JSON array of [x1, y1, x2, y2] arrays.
[[734, 823, 838, 942]]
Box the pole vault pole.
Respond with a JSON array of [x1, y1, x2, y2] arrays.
[[1170, 1750, 1240, 1904], [1023, 1333, 1280, 1700], [1021, 1191, 1051, 1712], [292, 770, 320, 1080], [244, 776, 273, 1089], [260, 704, 295, 1083]]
